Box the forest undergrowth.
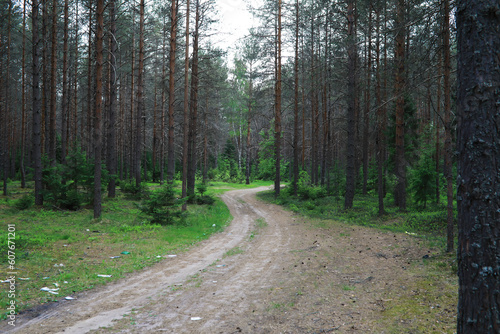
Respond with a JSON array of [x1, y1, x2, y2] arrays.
[[0, 180, 270, 320]]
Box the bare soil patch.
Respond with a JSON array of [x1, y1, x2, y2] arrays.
[[4, 186, 457, 333]]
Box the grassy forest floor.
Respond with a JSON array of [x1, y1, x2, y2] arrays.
[[0, 181, 458, 333]]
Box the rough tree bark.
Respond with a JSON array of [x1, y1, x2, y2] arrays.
[[344, 0, 357, 209], [274, 0, 282, 198], [456, 0, 500, 332], [442, 0, 454, 253], [187, 0, 200, 196], [107, 0, 117, 198], [61, 0, 70, 164], [32, 0, 43, 206], [135, 0, 145, 187], [292, 0, 300, 196], [394, 0, 406, 210], [167, 0, 178, 183], [181, 0, 190, 211], [93, 0, 104, 219]]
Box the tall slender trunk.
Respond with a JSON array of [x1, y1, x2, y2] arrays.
[[160, 15, 167, 184], [274, 0, 282, 198], [375, 3, 385, 215], [394, 0, 406, 210], [93, 0, 104, 219], [362, 10, 372, 195], [344, 0, 357, 209], [107, 0, 117, 198], [135, 0, 145, 187], [167, 0, 178, 183], [442, 0, 454, 252], [32, 0, 43, 205], [20, 0, 27, 188], [61, 0, 70, 164], [42, 0, 49, 155], [292, 0, 300, 195], [86, 0, 93, 155], [152, 88, 158, 182], [187, 0, 200, 196], [181, 0, 190, 210], [73, 0, 79, 147], [436, 48, 442, 205], [203, 98, 208, 182]]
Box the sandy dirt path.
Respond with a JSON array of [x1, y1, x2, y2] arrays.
[[6, 186, 455, 333]]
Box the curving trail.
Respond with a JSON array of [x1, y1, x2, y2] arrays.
[[7, 186, 450, 333], [9, 186, 295, 334]]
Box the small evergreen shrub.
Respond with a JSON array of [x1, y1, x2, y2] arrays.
[[14, 194, 34, 211], [140, 184, 185, 225]]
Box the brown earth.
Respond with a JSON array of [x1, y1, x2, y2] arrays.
[[5, 186, 457, 334]]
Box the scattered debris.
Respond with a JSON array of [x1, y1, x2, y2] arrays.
[[40, 287, 59, 294]]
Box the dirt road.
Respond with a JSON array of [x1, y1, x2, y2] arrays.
[[7, 186, 455, 333]]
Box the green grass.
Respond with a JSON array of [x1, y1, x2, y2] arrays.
[[0, 180, 251, 320], [223, 246, 244, 258], [257, 186, 456, 250]]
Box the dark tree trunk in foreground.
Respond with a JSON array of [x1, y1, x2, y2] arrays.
[[93, 0, 104, 219], [344, 0, 356, 209], [456, 0, 500, 332], [32, 0, 43, 206]]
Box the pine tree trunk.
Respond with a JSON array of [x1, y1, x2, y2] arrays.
[[93, 0, 104, 219], [292, 0, 300, 196], [107, 0, 117, 198], [442, 0, 454, 253], [274, 0, 282, 198], [394, 0, 406, 210], [456, 0, 500, 331], [167, 0, 178, 183], [135, 0, 145, 187], [344, 0, 356, 209], [375, 4, 385, 215], [181, 0, 190, 211], [20, 0, 27, 188], [32, 0, 43, 205], [362, 11, 372, 195], [187, 0, 200, 196], [61, 0, 69, 164]]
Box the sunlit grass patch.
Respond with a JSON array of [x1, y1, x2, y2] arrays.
[[0, 181, 236, 320]]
